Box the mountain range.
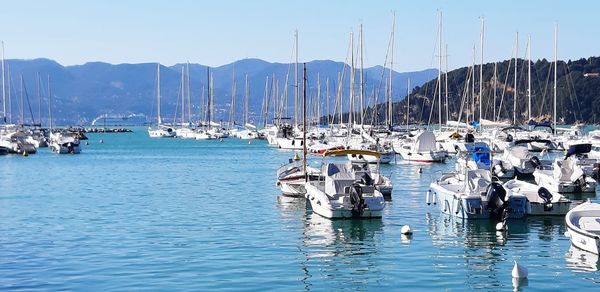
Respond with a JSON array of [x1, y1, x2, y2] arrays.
[[0, 58, 437, 125]]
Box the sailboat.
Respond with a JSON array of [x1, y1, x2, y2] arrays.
[[238, 75, 258, 140], [148, 63, 176, 138]]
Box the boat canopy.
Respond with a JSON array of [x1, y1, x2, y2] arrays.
[[323, 149, 381, 158], [471, 144, 491, 167], [414, 131, 437, 152], [565, 143, 592, 159]]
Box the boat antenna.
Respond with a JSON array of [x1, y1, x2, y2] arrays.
[[303, 63, 308, 183]]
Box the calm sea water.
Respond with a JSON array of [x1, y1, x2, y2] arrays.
[[1, 128, 599, 291]]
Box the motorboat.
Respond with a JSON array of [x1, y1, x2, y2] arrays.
[[49, 131, 81, 154], [428, 169, 527, 220], [533, 158, 597, 194], [304, 149, 386, 219], [148, 126, 176, 138], [276, 159, 321, 197], [501, 146, 544, 178], [394, 130, 447, 162], [565, 200, 600, 254], [503, 179, 571, 216]]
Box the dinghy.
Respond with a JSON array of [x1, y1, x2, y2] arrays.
[[566, 200, 600, 254]]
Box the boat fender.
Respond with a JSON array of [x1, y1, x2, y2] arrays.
[[537, 187, 553, 211], [400, 225, 412, 235], [426, 190, 431, 205], [432, 192, 437, 205]]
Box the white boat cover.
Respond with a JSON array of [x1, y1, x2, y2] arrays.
[[414, 131, 437, 152], [553, 159, 584, 183], [325, 163, 355, 195]]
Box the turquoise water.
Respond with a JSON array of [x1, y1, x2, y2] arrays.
[[1, 129, 600, 291]]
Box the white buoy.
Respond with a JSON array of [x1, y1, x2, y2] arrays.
[[496, 221, 507, 231], [512, 260, 528, 278], [99, 139, 104, 144], [248, 140, 252, 145], [219, 138, 224, 142], [401, 225, 413, 235], [564, 231, 571, 238], [426, 190, 431, 205]]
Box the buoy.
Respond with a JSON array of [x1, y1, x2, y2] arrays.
[[293, 152, 300, 161], [496, 221, 507, 231], [22, 151, 28, 157], [248, 140, 252, 145], [419, 168, 423, 173], [564, 231, 571, 238], [512, 261, 528, 278], [400, 225, 413, 235], [85, 141, 89, 145], [220, 138, 224, 142], [99, 139, 104, 144], [426, 190, 431, 205]]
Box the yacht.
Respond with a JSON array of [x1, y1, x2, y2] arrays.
[[394, 131, 447, 162], [304, 150, 386, 219]]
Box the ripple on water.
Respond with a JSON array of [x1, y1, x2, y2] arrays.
[[1, 130, 599, 290]]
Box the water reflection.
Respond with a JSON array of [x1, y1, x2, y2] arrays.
[[565, 244, 600, 272], [426, 213, 568, 290], [300, 213, 384, 290]]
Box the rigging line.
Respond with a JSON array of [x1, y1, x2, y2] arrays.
[[22, 79, 36, 125], [538, 60, 552, 119], [497, 59, 513, 122]]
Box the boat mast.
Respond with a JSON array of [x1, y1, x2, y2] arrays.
[[493, 62, 497, 122], [303, 63, 307, 183], [445, 44, 449, 124], [37, 72, 41, 125], [438, 11, 442, 128], [317, 73, 321, 126], [187, 62, 191, 124], [359, 24, 364, 125], [479, 17, 484, 127], [206, 67, 211, 126], [471, 45, 475, 125], [19, 75, 23, 125], [389, 12, 395, 129], [1, 42, 5, 124], [513, 32, 518, 125], [294, 30, 299, 127], [527, 35, 532, 122], [157, 63, 161, 125], [245, 74, 249, 126], [326, 77, 330, 123], [349, 31, 354, 131], [406, 78, 410, 130], [230, 65, 236, 127], [48, 75, 52, 131], [553, 24, 558, 133], [180, 66, 185, 128]]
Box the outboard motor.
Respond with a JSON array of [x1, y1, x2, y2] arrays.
[[485, 182, 508, 219], [529, 156, 541, 168], [537, 187, 553, 211], [465, 133, 475, 143], [349, 184, 366, 217]]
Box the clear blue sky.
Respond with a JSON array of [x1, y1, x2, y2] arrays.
[[0, 0, 596, 72]]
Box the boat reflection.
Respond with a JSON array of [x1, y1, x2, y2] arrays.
[[299, 213, 384, 289], [565, 244, 600, 272]]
